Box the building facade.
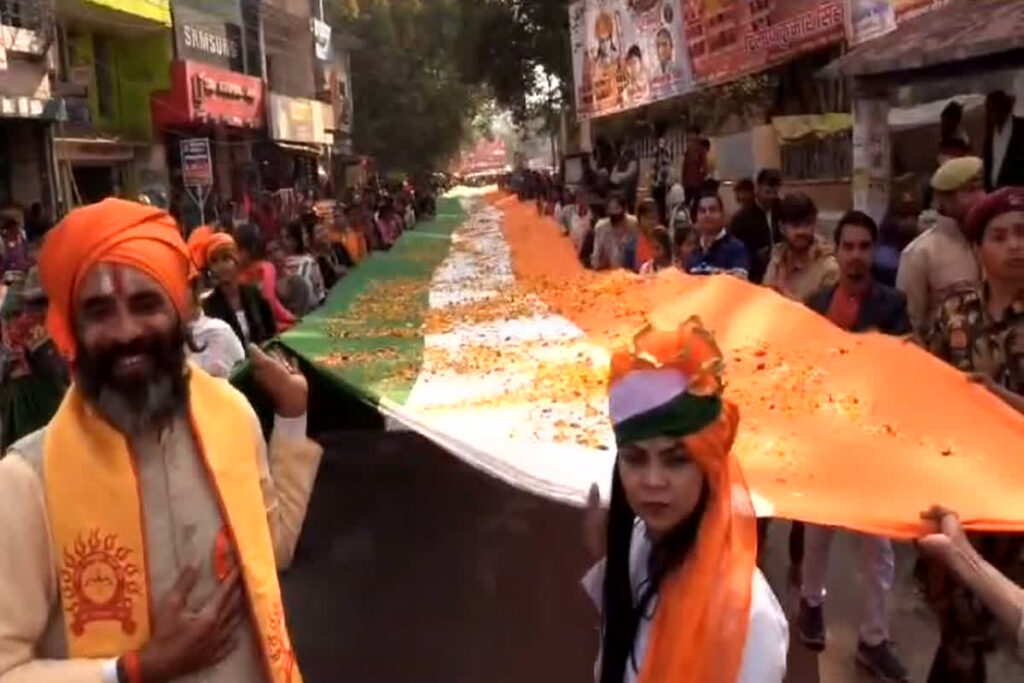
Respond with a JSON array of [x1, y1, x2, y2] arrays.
[[0, 0, 353, 229], [54, 0, 173, 207], [0, 0, 61, 219]]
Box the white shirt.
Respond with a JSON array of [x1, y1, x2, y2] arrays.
[[188, 313, 246, 378], [234, 309, 251, 344], [582, 521, 788, 683]]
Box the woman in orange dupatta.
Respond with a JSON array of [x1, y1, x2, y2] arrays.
[[582, 317, 788, 683]]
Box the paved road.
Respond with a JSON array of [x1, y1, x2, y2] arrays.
[[282, 431, 1003, 682]]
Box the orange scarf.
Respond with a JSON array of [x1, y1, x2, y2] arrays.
[[43, 364, 301, 682], [641, 400, 756, 683]]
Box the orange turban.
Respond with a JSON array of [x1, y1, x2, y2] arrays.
[[187, 225, 237, 270], [39, 198, 194, 360]]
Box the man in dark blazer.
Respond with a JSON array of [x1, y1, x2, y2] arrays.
[[983, 88, 1024, 192], [805, 215, 911, 335], [729, 168, 781, 284], [796, 210, 911, 682]]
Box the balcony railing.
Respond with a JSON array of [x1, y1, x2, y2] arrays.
[[0, 0, 55, 54]]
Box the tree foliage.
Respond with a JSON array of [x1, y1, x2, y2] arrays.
[[329, 0, 575, 174], [457, 0, 573, 123], [329, 0, 481, 175]]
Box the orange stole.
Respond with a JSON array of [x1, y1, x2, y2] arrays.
[[43, 364, 301, 682]]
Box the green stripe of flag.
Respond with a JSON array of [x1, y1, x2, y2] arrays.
[[278, 198, 465, 407]]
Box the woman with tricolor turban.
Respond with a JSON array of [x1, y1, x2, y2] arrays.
[[188, 225, 278, 347], [582, 318, 788, 683]]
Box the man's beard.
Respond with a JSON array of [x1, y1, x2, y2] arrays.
[[75, 324, 190, 437]]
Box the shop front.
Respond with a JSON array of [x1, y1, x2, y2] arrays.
[[150, 59, 264, 230], [0, 97, 62, 218], [262, 92, 332, 200]]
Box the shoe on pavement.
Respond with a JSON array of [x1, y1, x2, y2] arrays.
[[796, 599, 826, 652], [856, 640, 910, 682]]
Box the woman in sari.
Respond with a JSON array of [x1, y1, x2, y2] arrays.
[[583, 318, 788, 683]]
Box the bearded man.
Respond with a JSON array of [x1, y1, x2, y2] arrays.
[[0, 199, 322, 682]]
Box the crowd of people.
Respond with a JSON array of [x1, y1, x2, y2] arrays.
[[0, 178, 434, 449], [0, 97, 1022, 681], [518, 124, 1024, 680]]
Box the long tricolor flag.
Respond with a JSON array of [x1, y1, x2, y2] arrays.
[[281, 192, 1024, 539]]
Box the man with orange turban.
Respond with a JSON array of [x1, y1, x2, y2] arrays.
[[582, 318, 788, 683], [0, 199, 321, 683]]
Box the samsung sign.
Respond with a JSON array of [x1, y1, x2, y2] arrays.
[[183, 25, 239, 61], [174, 4, 244, 72]]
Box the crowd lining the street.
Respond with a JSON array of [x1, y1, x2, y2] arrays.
[[511, 90, 1024, 682], [0, 89, 1022, 681]]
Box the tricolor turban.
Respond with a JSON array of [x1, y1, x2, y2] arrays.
[[606, 318, 756, 683], [39, 198, 194, 360]]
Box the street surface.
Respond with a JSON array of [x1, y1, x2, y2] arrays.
[[282, 431, 1007, 682]]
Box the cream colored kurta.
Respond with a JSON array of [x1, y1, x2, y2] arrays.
[[0, 398, 323, 683]]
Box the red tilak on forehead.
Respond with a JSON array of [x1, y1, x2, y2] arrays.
[[111, 266, 128, 296]]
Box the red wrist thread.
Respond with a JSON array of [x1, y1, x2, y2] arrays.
[[124, 650, 143, 683]]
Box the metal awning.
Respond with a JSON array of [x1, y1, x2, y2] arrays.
[[823, 0, 1024, 80], [54, 135, 146, 163], [274, 141, 324, 156]]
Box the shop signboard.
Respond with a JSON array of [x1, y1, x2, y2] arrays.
[[846, 0, 949, 45], [173, 3, 245, 73], [570, 0, 695, 120], [846, 0, 897, 45], [151, 61, 265, 130], [312, 18, 332, 61], [269, 93, 332, 145], [180, 137, 212, 224]]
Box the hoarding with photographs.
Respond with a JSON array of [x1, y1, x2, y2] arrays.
[[571, 1, 850, 120], [570, 0, 695, 120]]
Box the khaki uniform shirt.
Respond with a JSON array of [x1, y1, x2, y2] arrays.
[[896, 213, 981, 339], [0, 402, 323, 683], [762, 239, 839, 303]]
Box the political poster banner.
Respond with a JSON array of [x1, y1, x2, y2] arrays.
[[683, 0, 845, 87], [570, 0, 695, 120]]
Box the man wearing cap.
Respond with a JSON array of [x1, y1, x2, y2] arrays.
[[922, 186, 1024, 682], [896, 156, 985, 339], [0, 199, 321, 682]]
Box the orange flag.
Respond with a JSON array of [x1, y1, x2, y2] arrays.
[[498, 196, 1024, 539]]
